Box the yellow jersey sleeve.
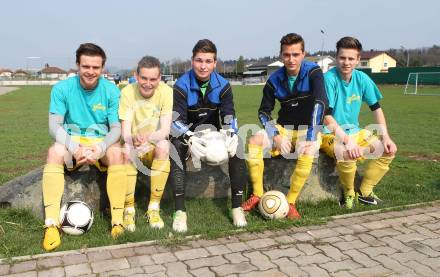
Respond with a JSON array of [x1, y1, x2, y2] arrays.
[[119, 84, 135, 121], [159, 82, 173, 116]]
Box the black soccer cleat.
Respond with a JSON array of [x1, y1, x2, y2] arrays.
[[357, 192, 382, 205]]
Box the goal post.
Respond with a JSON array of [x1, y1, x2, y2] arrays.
[[404, 72, 440, 96]]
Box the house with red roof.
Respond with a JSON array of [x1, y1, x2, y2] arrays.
[[359, 51, 397, 73]]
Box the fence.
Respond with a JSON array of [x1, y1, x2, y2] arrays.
[[358, 66, 440, 84]]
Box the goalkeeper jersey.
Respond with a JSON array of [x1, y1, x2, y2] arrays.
[[171, 69, 237, 136]]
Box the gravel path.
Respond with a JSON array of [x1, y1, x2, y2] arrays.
[[0, 87, 19, 96]]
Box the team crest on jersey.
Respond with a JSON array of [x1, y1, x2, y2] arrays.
[[347, 94, 361, 104], [92, 103, 106, 112]]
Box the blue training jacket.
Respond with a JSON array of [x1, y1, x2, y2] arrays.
[[258, 60, 329, 141], [171, 70, 237, 137]]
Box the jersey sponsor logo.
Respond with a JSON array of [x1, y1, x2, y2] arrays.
[[347, 94, 361, 104], [92, 103, 106, 112], [199, 112, 207, 117]]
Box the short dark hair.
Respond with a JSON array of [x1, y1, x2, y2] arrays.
[[192, 39, 217, 60], [137, 56, 161, 74], [336, 37, 362, 54], [280, 33, 305, 53], [75, 43, 106, 66]]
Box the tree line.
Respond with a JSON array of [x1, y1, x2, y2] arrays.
[[316, 45, 440, 67], [115, 45, 440, 78]]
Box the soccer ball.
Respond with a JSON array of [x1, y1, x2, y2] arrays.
[[59, 201, 94, 235], [201, 131, 228, 166], [258, 190, 289, 220]]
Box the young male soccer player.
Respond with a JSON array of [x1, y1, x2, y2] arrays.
[[119, 56, 172, 231], [321, 36, 397, 208], [242, 33, 328, 219], [42, 43, 126, 251], [169, 39, 247, 232]]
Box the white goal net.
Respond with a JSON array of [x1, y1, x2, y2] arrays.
[[404, 72, 440, 96]]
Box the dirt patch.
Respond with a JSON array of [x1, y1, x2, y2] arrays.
[[22, 151, 47, 161], [0, 87, 19, 96], [406, 153, 440, 162]]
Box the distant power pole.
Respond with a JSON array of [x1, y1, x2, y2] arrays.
[[319, 30, 325, 70], [400, 45, 410, 67]]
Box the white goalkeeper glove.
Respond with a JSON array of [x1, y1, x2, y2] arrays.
[[188, 135, 207, 160], [221, 129, 238, 157]]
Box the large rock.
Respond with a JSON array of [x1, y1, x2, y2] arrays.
[[0, 165, 109, 219], [0, 155, 360, 218]]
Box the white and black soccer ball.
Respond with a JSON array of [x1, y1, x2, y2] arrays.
[[59, 201, 94, 235], [201, 131, 229, 166], [258, 190, 289, 220]]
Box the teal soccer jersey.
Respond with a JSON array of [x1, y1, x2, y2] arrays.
[[324, 67, 382, 134], [287, 75, 297, 91], [49, 76, 120, 138]]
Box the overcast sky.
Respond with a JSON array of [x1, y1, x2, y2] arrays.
[[1, 0, 438, 70]]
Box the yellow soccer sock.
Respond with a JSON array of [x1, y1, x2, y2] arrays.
[[286, 155, 314, 204], [336, 161, 357, 197], [42, 164, 65, 225], [246, 144, 264, 197], [125, 164, 138, 207], [360, 156, 394, 196], [150, 159, 170, 203], [107, 165, 127, 225]]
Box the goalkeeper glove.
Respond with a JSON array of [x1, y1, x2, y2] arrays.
[[221, 129, 238, 157], [184, 131, 207, 160]]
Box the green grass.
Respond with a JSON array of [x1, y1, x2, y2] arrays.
[[404, 84, 440, 96], [0, 85, 440, 258], [0, 86, 51, 185]]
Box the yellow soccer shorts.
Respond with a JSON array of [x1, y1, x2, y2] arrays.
[[320, 129, 379, 160], [138, 145, 155, 168], [270, 125, 322, 157], [66, 136, 108, 171]]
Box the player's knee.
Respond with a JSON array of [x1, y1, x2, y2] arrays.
[[46, 143, 66, 164], [302, 149, 313, 156], [122, 151, 131, 164], [105, 144, 124, 165], [248, 133, 265, 146], [302, 142, 319, 156], [342, 150, 356, 162], [154, 140, 170, 159]]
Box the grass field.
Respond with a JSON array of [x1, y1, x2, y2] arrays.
[[0, 85, 439, 258]]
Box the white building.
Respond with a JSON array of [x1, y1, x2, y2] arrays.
[[67, 69, 77, 78], [0, 69, 13, 78], [267, 61, 284, 76], [40, 66, 67, 79], [306, 55, 336, 73]]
